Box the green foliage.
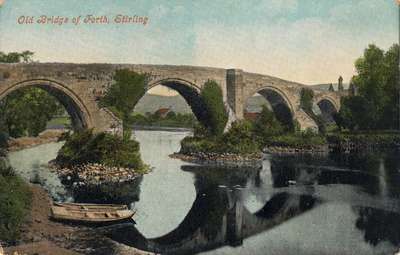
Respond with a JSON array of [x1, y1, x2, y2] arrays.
[[300, 88, 314, 112], [300, 87, 326, 134], [336, 44, 399, 131], [253, 106, 284, 140], [101, 69, 148, 139], [327, 132, 400, 147], [266, 129, 327, 148], [56, 130, 145, 170], [220, 120, 260, 154], [0, 51, 34, 63], [181, 120, 260, 155], [0, 87, 66, 138], [0, 158, 32, 243], [130, 111, 197, 128], [201, 80, 228, 136]]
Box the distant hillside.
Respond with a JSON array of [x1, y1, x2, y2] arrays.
[[134, 94, 192, 114], [134, 94, 270, 114]]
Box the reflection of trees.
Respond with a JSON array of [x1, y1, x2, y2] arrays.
[[355, 207, 400, 246]]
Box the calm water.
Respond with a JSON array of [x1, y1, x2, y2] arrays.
[[8, 130, 400, 255]]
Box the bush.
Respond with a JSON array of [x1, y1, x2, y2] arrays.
[[266, 129, 327, 149], [0, 157, 32, 243], [300, 87, 326, 134], [180, 120, 260, 155], [56, 130, 145, 170], [253, 106, 284, 141], [201, 80, 228, 136], [220, 120, 260, 154]]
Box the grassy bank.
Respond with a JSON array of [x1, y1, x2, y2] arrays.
[[0, 154, 32, 244], [327, 131, 400, 150], [179, 119, 326, 157]]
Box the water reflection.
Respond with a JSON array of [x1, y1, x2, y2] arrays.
[[7, 131, 400, 254]]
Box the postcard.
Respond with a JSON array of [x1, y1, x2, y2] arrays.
[[0, 1, 399, 254]]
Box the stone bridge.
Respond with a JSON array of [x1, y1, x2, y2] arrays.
[[0, 63, 345, 132]]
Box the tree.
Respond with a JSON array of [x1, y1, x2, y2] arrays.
[[0, 88, 64, 137], [253, 105, 283, 140], [0, 51, 34, 63], [336, 44, 399, 130], [101, 69, 148, 139], [201, 80, 228, 136], [300, 88, 326, 134], [0, 51, 65, 138]]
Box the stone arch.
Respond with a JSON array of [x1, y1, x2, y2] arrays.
[[315, 96, 339, 124], [0, 79, 93, 130], [144, 78, 210, 128], [244, 86, 295, 129]]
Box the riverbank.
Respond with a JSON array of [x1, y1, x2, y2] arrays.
[[170, 152, 263, 168], [7, 129, 66, 152], [49, 162, 147, 186], [4, 184, 154, 255]]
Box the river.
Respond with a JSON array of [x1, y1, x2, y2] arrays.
[[8, 130, 400, 255]]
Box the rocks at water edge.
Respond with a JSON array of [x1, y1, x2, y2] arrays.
[[49, 162, 143, 187], [170, 152, 263, 168]]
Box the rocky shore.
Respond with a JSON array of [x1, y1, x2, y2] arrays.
[[49, 162, 145, 187], [170, 152, 263, 168], [7, 129, 66, 152], [263, 144, 329, 155]]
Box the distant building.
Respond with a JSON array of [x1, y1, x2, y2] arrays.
[[328, 83, 335, 92], [154, 108, 171, 118], [244, 111, 260, 121]]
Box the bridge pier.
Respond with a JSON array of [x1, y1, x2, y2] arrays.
[[226, 69, 245, 120]]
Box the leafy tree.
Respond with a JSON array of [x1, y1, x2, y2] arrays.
[[101, 69, 148, 139], [201, 80, 228, 136], [336, 44, 399, 130], [253, 105, 284, 140], [0, 51, 65, 138], [300, 88, 326, 134], [0, 51, 34, 63], [220, 120, 260, 154], [300, 88, 314, 112], [0, 87, 65, 137]]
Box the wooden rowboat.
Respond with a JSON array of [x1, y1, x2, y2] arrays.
[[51, 202, 135, 225], [53, 202, 128, 211]]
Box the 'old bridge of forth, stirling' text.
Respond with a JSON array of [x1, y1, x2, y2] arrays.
[[0, 63, 346, 133]]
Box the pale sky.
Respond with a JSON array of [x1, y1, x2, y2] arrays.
[[0, 0, 398, 96]]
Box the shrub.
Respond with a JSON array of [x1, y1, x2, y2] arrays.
[[201, 80, 228, 136], [253, 106, 284, 141], [180, 120, 260, 155], [56, 130, 145, 170], [266, 129, 327, 149], [220, 120, 260, 154], [0, 157, 32, 243], [300, 88, 326, 134]]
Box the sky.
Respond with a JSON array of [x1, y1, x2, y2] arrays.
[[0, 0, 398, 96]]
